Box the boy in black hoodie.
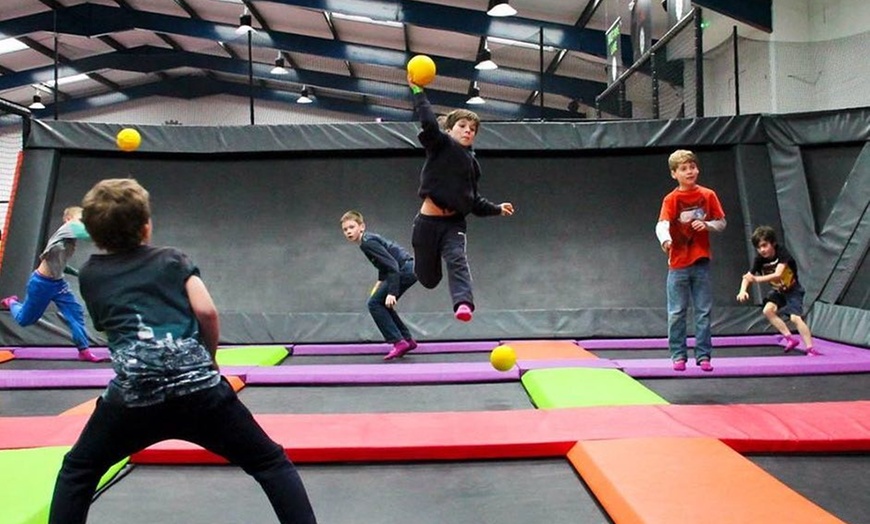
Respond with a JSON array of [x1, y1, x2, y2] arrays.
[[408, 76, 514, 322]]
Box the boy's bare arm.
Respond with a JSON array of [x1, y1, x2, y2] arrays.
[[736, 272, 752, 301], [185, 275, 221, 365]]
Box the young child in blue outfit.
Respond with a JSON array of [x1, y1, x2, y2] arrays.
[[737, 225, 818, 355], [341, 210, 418, 360], [408, 76, 514, 322], [2, 206, 103, 362], [48, 179, 316, 524]]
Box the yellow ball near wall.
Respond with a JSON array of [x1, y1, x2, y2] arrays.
[[116, 128, 141, 152]]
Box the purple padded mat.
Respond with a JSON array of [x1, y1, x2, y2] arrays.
[[0, 366, 254, 389], [618, 355, 870, 377], [244, 361, 518, 384], [0, 368, 115, 388], [291, 340, 499, 356], [576, 335, 781, 350], [11, 347, 112, 360]]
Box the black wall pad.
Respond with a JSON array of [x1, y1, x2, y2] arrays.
[[2, 108, 868, 344]]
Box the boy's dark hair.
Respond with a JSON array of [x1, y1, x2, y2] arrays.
[[750, 225, 778, 248], [82, 178, 151, 252], [444, 109, 480, 132]]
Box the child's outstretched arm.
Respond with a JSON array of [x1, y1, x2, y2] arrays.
[[186, 275, 221, 367], [736, 272, 753, 302]]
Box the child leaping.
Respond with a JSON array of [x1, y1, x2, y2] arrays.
[[737, 225, 818, 355], [408, 75, 514, 322], [2, 206, 103, 362]]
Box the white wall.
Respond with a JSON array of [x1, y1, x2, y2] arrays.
[[704, 0, 869, 116]]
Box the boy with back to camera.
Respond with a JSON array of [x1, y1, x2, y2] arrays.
[[340, 210, 419, 360], [655, 150, 727, 372], [48, 179, 316, 524], [737, 225, 818, 355], [1, 206, 104, 362], [407, 75, 514, 323]]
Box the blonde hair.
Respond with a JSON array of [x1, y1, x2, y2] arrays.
[[63, 206, 83, 221], [668, 149, 698, 171], [340, 210, 364, 225]]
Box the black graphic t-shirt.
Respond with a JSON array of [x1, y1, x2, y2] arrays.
[[80, 245, 220, 406], [750, 246, 799, 292]]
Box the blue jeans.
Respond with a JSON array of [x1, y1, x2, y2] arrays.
[[10, 271, 89, 350], [368, 259, 417, 343], [49, 378, 316, 524], [666, 259, 713, 363]]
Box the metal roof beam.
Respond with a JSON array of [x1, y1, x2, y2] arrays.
[[0, 5, 606, 105]]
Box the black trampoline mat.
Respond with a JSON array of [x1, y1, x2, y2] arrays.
[[87, 460, 611, 524], [640, 373, 870, 404], [0, 388, 104, 416], [239, 383, 535, 414], [283, 351, 488, 365], [590, 344, 806, 360], [748, 454, 870, 524]]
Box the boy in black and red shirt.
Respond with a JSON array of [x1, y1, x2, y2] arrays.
[[737, 225, 818, 355]]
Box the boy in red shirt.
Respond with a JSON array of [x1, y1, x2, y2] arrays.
[[655, 150, 726, 371]]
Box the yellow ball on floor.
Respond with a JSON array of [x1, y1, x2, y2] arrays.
[[490, 344, 516, 372], [407, 55, 437, 86], [116, 128, 141, 152]]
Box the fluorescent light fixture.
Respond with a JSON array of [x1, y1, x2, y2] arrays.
[[475, 48, 497, 70], [0, 37, 28, 55], [487, 1, 517, 17], [488, 36, 558, 53], [466, 82, 485, 105], [297, 86, 313, 104], [271, 54, 288, 75], [330, 12, 403, 28], [41, 73, 91, 87]]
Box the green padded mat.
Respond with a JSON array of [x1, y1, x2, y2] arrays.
[[522, 368, 669, 408], [215, 345, 289, 366], [0, 446, 128, 524]]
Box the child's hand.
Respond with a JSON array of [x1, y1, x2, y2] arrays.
[[407, 73, 418, 89], [499, 203, 514, 216], [661, 240, 671, 254], [736, 291, 749, 302], [385, 294, 398, 308], [690, 219, 707, 231]]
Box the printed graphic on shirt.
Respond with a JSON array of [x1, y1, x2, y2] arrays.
[[673, 199, 707, 246], [760, 258, 796, 292], [113, 313, 217, 406], [679, 206, 706, 223]]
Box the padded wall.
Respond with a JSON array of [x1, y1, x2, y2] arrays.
[[1, 110, 867, 344]]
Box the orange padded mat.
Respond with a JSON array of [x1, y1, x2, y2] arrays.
[[505, 340, 598, 360], [567, 436, 847, 524]]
